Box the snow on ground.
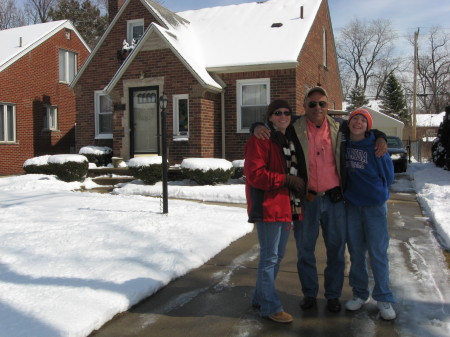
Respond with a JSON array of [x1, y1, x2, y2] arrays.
[[0, 161, 449, 337]]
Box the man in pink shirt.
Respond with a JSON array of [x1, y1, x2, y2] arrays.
[[292, 86, 346, 312]]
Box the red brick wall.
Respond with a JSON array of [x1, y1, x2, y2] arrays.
[[296, 0, 343, 114], [0, 28, 90, 175]]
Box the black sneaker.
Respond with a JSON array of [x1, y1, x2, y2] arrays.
[[327, 298, 341, 312], [300, 297, 317, 310]]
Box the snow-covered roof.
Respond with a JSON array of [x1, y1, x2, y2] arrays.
[[415, 112, 445, 127], [73, 0, 322, 92], [179, 0, 321, 70], [0, 20, 90, 72]]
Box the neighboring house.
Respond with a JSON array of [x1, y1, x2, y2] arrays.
[[406, 112, 445, 142], [71, 0, 343, 165], [361, 106, 404, 138], [0, 20, 91, 175]]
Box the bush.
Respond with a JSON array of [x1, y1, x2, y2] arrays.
[[79, 146, 113, 167], [181, 158, 233, 185], [231, 159, 244, 179], [47, 155, 89, 182], [23, 155, 53, 174], [128, 156, 162, 185]]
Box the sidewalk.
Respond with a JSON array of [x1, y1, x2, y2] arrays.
[[89, 190, 445, 337]]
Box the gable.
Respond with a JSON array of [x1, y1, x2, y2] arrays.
[[0, 20, 90, 73]]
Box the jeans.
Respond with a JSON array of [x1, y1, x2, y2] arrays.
[[346, 202, 395, 302], [252, 221, 291, 316], [293, 195, 346, 299]]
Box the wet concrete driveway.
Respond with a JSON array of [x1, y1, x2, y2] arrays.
[[89, 173, 449, 337]]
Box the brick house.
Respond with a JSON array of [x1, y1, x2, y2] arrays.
[[71, 0, 342, 165], [0, 20, 90, 175]]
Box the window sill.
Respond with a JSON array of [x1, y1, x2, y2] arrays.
[[173, 137, 189, 142], [95, 134, 113, 140]]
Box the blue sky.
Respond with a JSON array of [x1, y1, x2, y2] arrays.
[[161, 0, 450, 44]]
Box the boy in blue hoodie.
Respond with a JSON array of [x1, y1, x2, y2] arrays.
[[344, 108, 396, 320]]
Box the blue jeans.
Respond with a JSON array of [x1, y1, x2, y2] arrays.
[[252, 222, 291, 316], [293, 195, 346, 299], [346, 202, 395, 302]]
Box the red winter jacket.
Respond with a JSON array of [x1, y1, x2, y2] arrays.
[[244, 135, 292, 223]]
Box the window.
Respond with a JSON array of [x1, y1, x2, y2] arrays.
[[44, 105, 58, 130], [322, 27, 327, 68], [127, 19, 144, 44], [94, 91, 113, 139], [237, 78, 270, 132], [173, 94, 189, 138], [0, 103, 16, 143], [59, 49, 77, 83]]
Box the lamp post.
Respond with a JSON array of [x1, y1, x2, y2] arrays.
[[159, 93, 169, 214]]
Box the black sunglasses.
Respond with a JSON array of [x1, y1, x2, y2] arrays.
[[272, 110, 292, 116], [308, 101, 327, 108]]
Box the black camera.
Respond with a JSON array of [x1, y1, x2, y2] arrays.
[[326, 187, 343, 203]]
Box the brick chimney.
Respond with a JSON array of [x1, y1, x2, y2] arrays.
[[108, 0, 125, 23]]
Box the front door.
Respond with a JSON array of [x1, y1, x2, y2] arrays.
[[130, 87, 159, 155]]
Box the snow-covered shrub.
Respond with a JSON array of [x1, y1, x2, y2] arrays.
[[128, 156, 162, 185], [231, 159, 245, 179], [23, 155, 52, 174], [79, 146, 112, 167], [181, 158, 233, 185], [47, 155, 89, 182]]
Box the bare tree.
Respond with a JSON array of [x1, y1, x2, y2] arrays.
[[0, 0, 27, 29], [415, 26, 450, 113], [24, 0, 57, 23], [336, 18, 399, 97]]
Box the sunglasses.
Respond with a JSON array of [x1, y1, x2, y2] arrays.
[[308, 101, 327, 108], [272, 110, 292, 116]]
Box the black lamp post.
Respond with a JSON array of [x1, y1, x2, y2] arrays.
[[159, 93, 169, 214]]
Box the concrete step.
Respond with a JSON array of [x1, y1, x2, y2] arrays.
[[87, 167, 131, 177], [92, 176, 135, 186]]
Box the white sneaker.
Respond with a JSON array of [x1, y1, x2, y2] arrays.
[[377, 301, 396, 320], [345, 296, 368, 311]]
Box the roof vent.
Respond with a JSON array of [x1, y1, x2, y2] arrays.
[[300, 6, 304, 19], [271, 23, 283, 28]]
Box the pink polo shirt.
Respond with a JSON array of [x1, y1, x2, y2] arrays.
[[307, 118, 340, 193]]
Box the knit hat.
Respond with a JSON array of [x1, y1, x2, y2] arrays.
[[265, 99, 292, 122], [348, 108, 373, 131]]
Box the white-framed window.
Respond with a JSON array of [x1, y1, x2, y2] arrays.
[[59, 49, 77, 83], [127, 19, 144, 44], [0, 103, 16, 143], [323, 27, 327, 68], [94, 91, 113, 139], [44, 105, 58, 130], [237, 78, 270, 132], [173, 94, 189, 139]]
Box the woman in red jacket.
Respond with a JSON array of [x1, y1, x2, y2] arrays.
[[244, 99, 305, 323]]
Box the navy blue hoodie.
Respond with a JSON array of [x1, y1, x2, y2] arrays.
[[344, 132, 394, 206]]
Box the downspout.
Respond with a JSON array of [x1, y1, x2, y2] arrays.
[[221, 89, 226, 158]]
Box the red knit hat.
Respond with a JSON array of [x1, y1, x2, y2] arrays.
[[349, 108, 373, 131]]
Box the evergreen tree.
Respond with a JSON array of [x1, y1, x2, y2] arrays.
[[380, 73, 409, 124], [346, 86, 369, 111], [49, 0, 108, 49]]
